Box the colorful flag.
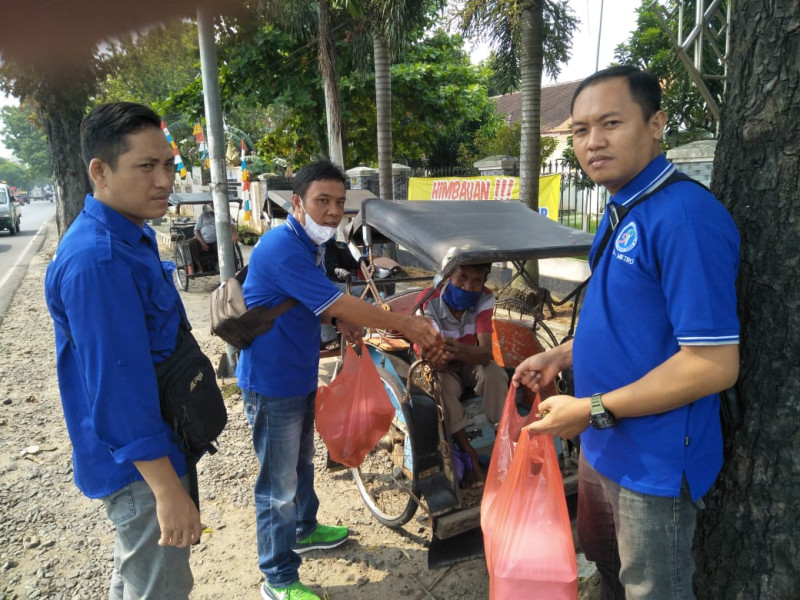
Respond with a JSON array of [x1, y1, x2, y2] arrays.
[[241, 139, 251, 222], [194, 123, 209, 168], [160, 121, 187, 179]]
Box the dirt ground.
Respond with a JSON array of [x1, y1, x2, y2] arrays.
[[0, 222, 596, 599]]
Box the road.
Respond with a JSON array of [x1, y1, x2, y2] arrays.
[[0, 200, 56, 322]]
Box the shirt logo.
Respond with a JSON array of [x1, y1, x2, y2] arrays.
[[615, 222, 638, 254]]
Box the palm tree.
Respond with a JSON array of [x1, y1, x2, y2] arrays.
[[348, 0, 440, 199], [459, 0, 576, 210], [258, 0, 347, 168]]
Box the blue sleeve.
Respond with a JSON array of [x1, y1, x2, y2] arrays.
[[658, 187, 740, 345], [59, 261, 176, 464], [246, 237, 342, 316], [279, 255, 342, 315]]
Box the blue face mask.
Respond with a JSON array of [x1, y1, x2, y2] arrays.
[[443, 282, 482, 311]]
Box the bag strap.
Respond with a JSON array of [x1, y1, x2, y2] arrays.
[[231, 264, 298, 330], [590, 170, 697, 271]]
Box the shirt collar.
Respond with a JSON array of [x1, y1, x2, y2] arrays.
[[83, 194, 158, 247], [609, 155, 676, 207], [287, 214, 325, 264]]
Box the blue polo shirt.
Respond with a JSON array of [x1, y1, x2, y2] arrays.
[[573, 155, 740, 501], [45, 195, 188, 499], [236, 216, 342, 397]]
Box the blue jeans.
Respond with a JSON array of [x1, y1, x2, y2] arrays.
[[577, 453, 700, 600], [242, 389, 320, 588], [101, 476, 193, 599]]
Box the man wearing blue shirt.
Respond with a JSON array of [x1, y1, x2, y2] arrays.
[[512, 67, 740, 599], [45, 103, 199, 599], [237, 159, 439, 600]]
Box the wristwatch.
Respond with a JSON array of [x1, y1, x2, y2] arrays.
[[590, 393, 617, 429]]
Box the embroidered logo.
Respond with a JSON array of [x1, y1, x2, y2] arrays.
[[615, 222, 638, 254]]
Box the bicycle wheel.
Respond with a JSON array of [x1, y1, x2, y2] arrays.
[[351, 366, 418, 528], [174, 243, 190, 291], [233, 242, 244, 271]]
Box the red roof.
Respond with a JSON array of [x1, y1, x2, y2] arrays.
[[492, 80, 581, 134]]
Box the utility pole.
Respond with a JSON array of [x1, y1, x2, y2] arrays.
[[595, 0, 605, 72], [197, 6, 238, 373]]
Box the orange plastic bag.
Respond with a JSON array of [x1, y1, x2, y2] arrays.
[[481, 387, 577, 600], [315, 341, 395, 468]]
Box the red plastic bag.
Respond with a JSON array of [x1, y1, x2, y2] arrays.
[[481, 387, 577, 600], [315, 341, 395, 468]]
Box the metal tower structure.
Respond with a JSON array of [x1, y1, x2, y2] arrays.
[[653, 0, 732, 122]]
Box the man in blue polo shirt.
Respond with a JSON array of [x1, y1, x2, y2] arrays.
[[512, 66, 740, 599], [45, 103, 199, 598], [237, 159, 439, 600]]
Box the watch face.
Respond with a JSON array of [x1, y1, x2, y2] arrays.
[[591, 412, 616, 429]]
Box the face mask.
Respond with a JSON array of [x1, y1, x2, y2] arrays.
[[443, 282, 482, 311], [300, 200, 336, 245]]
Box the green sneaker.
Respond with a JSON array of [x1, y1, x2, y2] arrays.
[[292, 523, 349, 554], [261, 580, 320, 600]]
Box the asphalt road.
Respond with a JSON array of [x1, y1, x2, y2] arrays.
[[0, 200, 56, 323]]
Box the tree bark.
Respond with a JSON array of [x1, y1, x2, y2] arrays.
[[33, 71, 94, 236], [318, 0, 345, 170], [695, 1, 799, 598], [518, 2, 544, 287], [373, 32, 393, 200]]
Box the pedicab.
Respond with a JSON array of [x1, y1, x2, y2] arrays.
[[341, 198, 594, 567], [167, 192, 245, 291]]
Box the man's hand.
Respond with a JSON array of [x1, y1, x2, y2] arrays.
[[153, 484, 202, 548], [512, 341, 572, 392], [422, 338, 453, 370], [524, 394, 591, 439], [134, 457, 202, 548], [403, 315, 442, 355], [335, 319, 365, 344]]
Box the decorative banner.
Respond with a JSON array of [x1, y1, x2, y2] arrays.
[[193, 122, 209, 168], [407, 173, 561, 221], [160, 121, 187, 179], [241, 139, 251, 222]]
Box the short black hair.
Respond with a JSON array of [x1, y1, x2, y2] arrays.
[[292, 158, 347, 198], [80, 102, 163, 171], [570, 65, 662, 121]]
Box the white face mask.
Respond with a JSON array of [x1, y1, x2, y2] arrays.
[[300, 200, 336, 245]]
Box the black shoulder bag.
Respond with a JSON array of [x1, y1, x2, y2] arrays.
[[587, 171, 744, 433], [155, 315, 227, 509]]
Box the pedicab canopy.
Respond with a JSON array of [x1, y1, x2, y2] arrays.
[[356, 199, 595, 278], [168, 192, 242, 207]]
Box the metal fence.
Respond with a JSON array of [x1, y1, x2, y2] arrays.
[[541, 159, 607, 233]]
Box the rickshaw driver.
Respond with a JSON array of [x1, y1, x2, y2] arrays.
[[187, 204, 238, 273], [418, 263, 507, 488], [236, 159, 440, 600]]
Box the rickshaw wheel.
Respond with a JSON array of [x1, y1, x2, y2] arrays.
[[351, 366, 418, 528], [233, 242, 244, 271], [174, 242, 190, 291]]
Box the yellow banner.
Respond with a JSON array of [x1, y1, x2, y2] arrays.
[[407, 174, 561, 221]]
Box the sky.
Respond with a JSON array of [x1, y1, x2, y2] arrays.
[[0, 0, 642, 161]]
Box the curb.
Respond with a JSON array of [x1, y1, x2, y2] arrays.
[[154, 229, 174, 250]]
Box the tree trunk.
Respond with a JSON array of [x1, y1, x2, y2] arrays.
[[694, 2, 799, 598], [518, 2, 544, 287], [373, 32, 393, 200], [33, 71, 93, 236], [317, 0, 345, 170]]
